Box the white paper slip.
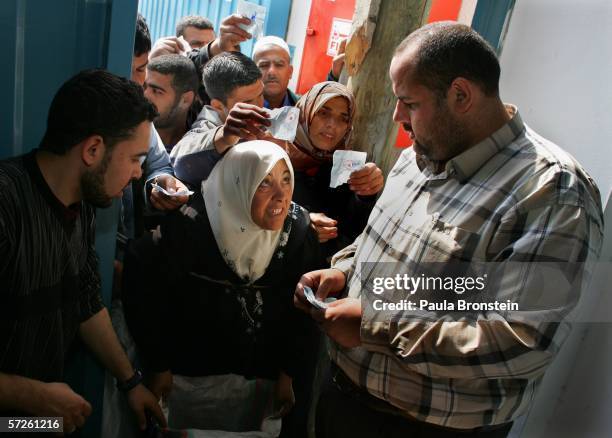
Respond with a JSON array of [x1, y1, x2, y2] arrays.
[[329, 150, 367, 188], [303, 286, 337, 310], [266, 106, 300, 142], [237, 0, 267, 39], [151, 183, 194, 198]]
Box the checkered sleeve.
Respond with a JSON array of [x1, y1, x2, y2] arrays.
[[331, 231, 365, 280], [360, 169, 603, 380]]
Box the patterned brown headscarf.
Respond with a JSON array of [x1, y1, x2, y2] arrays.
[[288, 81, 356, 171]]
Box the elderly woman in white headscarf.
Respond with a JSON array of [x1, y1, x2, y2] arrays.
[[123, 141, 321, 434]]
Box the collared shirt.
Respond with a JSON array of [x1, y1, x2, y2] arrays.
[[330, 106, 604, 429], [264, 88, 299, 109]]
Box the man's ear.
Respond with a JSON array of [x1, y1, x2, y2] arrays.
[[288, 64, 294, 80], [181, 91, 196, 109], [448, 77, 474, 114], [210, 98, 227, 118], [80, 135, 105, 167]]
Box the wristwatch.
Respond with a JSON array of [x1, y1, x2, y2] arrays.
[[116, 369, 143, 392]]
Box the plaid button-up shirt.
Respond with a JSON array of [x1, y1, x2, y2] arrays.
[[330, 106, 604, 429]]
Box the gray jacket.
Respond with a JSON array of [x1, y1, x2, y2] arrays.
[[170, 105, 224, 188]]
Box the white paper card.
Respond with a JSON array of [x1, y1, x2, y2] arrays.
[[329, 150, 367, 188], [237, 0, 267, 39], [266, 106, 300, 142], [151, 183, 194, 197]]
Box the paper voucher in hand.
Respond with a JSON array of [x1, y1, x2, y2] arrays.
[[329, 150, 367, 188], [303, 286, 336, 310], [237, 0, 267, 39], [266, 106, 300, 142], [151, 183, 194, 198]]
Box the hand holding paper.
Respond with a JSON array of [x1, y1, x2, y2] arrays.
[[330, 150, 367, 188], [237, 0, 267, 39], [266, 106, 300, 142], [303, 286, 337, 310], [348, 162, 384, 196], [150, 175, 192, 211], [151, 183, 193, 198]]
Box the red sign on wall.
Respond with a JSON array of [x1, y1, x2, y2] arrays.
[[327, 18, 352, 56]]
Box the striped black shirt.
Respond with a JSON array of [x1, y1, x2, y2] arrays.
[[0, 151, 103, 383]]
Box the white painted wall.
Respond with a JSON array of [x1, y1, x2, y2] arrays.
[[286, 0, 312, 92], [457, 0, 477, 25], [498, 1, 612, 437], [499, 0, 612, 203]]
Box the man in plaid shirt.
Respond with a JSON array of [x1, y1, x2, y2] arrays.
[[295, 22, 604, 437]]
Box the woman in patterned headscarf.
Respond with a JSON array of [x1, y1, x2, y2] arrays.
[[287, 82, 384, 261], [123, 141, 321, 435]]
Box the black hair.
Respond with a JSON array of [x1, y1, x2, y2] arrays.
[[39, 69, 158, 154], [134, 13, 151, 56], [147, 54, 199, 95], [176, 15, 214, 37], [395, 22, 500, 97], [202, 51, 262, 104]]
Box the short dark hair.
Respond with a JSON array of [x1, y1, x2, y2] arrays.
[[39, 69, 158, 155], [395, 22, 500, 97], [203, 51, 262, 104], [148, 54, 199, 95], [134, 13, 151, 56], [176, 15, 214, 37]]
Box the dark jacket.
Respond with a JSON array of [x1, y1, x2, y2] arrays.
[[187, 45, 212, 105], [123, 193, 322, 380], [293, 162, 376, 262]]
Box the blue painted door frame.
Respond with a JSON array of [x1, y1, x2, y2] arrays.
[[471, 0, 516, 54], [0, 1, 138, 435]]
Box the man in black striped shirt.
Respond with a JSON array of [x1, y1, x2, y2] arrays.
[[0, 70, 166, 433]]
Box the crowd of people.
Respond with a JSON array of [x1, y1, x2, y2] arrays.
[[0, 9, 604, 438]]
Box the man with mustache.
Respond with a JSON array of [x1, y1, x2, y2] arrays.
[[295, 22, 604, 437], [253, 36, 300, 110], [144, 54, 200, 154]]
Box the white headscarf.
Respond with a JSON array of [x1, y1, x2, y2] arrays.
[[202, 141, 294, 283]]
